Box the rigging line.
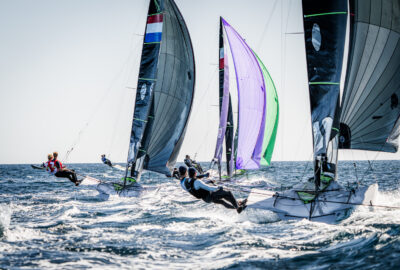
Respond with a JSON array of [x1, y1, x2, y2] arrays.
[[256, 0, 279, 51], [225, 186, 400, 210], [300, 153, 313, 181], [360, 143, 385, 183], [278, 0, 291, 165], [107, 89, 129, 158], [191, 66, 219, 121], [63, 38, 144, 162]]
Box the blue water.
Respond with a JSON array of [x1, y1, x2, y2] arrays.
[[0, 161, 399, 269]]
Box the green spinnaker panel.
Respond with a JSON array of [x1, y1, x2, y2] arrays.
[[253, 51, 279, 166]]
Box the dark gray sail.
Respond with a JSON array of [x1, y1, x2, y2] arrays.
[[302, 0, 348, 183], [339, 0, 400, 153], [128, 0, 195, 179]]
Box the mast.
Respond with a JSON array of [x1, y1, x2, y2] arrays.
[[126, 0, 195, 182], [213, 17, 234, 179], [301, 0, 348, 189]]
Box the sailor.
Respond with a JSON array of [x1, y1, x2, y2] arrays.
[[52, 152, 80, 186], [43, 154, 55, 174], [101, 154, 113, 167], [180, 166, 247, 213], [174, 166, 209, 180], [184, 155, 204, 174], [172, 168, 180, 179]]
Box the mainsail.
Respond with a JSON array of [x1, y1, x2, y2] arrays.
[[127, 0, 195, 180], [339, 0, 400, 153], [213, 18, 235, 177], [302, 0, 348, 182], [222, 18, 267, 170], [253, 51, 279, 166]]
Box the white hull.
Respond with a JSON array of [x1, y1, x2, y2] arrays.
[[80, 176, 157, 197], [96, 182, 158, 197], [247, 181, 378, 224]]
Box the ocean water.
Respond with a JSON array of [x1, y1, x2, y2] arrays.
[[0, 161, 399, 269]]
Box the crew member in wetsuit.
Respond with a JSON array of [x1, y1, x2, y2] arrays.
[[184, 155, 204, 174], [180, 167, 247, 213], [172, 168, 180, 179], [53, 152, 80, 186], [101, 154, 113, 167], [169, 167, 209, 180], [43, 154, 55, 174]]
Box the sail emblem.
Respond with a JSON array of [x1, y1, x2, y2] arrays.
[[312, 23, 321, 51], [140, 84, 147, 100]]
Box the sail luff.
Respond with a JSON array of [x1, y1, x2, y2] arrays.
[[127, 0, 164, 174], [221, 18, 266, 170], [213, 18, 231, 168]]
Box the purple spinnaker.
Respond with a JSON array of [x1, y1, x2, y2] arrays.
[[222, 18, 266, 169]]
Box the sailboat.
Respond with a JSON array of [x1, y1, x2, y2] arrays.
[[247, 0, 400, 223], [211, 17, 279, 181], [96, 0, 195, 197]]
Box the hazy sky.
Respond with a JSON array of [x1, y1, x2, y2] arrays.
[[0, 0, 399, 164]]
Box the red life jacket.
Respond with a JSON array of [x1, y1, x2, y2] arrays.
[[45, 160, 55, 172], [53, 159, 63, 172]]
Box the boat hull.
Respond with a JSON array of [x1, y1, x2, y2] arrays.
[[247, 182, 378, 224], [96, 182, 157, 197]]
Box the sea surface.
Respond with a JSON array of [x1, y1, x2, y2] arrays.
[[0, 161, 399, 269]]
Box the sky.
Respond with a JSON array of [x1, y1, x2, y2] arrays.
[[0, 0, 399, 164]]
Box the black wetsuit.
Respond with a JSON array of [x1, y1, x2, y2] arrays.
[[181, 177, 239, 209], [172, 170, 180, 179], [54, 160, 79, 185], [102, 157, 113, 167], [184, 158, 204, 174]]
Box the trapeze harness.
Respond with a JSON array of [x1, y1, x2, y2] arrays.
[[181, 177, 210, 200]]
